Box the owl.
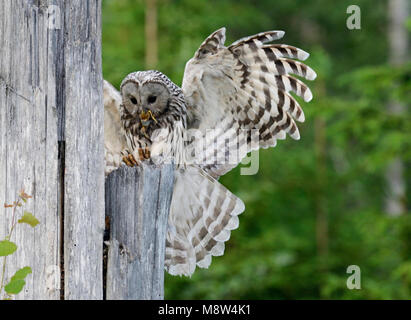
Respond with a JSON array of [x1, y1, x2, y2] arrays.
[[104, 28, 316, 276]]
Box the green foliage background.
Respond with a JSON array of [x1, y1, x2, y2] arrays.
[[102, 0, 411, 299]]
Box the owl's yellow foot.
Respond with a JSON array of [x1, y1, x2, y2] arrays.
[[122, 155, 132, 167], [137, 148, 151, 161], [122, 148, 150, 167], [122, 154, 138, 167]]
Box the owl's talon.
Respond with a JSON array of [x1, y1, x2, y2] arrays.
[[138, 147, 150, 160], [122, 149, 149, 167], [138, 149, 145, 161], [122, 156, 133, 167], [128, 154, 138, 166], [122, 154, 138, 167]]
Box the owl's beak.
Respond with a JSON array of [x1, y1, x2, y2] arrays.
[[139, 109, 158, 127]]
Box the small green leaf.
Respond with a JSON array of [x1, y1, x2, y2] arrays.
[[4, 279, 26, 295], [0, 240, 17, 256], [18, 212, 39, 227], [11, 266, 32, 281]]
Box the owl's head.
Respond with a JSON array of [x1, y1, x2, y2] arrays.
[[120, 71, 172, 120]]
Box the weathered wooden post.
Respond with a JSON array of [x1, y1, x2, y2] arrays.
[[0, 0, 172, 300], [0, 0, 104, 299], [105, 163, 174, 300]]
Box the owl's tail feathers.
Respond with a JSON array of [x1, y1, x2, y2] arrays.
[[165, 165, 245, 276]]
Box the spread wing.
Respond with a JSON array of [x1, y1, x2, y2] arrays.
[[103, 80, 128, 176], [182, 28, 316, 178]]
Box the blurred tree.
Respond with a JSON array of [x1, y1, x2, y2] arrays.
[[145, 0, 158, 69], [385, 0, 408, 216]]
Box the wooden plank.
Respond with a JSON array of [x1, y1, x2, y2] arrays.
[[62, 0, 105, 300], [0, 0, 62, 300], [0, 0, 104, 300], [105, 163, 174, 300]]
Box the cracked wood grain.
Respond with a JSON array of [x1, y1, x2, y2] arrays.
[[0, 0, 104, 300], [105, 163, 174, 300]]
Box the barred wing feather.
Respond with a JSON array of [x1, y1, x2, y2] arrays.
[[165, 165, 244, 276], [182, 27, 316, 178]]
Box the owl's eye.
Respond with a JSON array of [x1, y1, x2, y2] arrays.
[[148, 96, 157, 104], [130, 97, 137, 104]]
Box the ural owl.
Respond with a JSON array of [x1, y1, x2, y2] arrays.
[[104, 28, 316, 276]]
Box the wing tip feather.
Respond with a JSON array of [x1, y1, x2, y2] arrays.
[[265, 30, 285, 42], [298, 49, 310, 61], [304, 89, 313, 102], [307, 68, 317, 81], [277, 30, 285, 39]]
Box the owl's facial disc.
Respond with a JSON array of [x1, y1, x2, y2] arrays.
[[121, 81, 169, 125]]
